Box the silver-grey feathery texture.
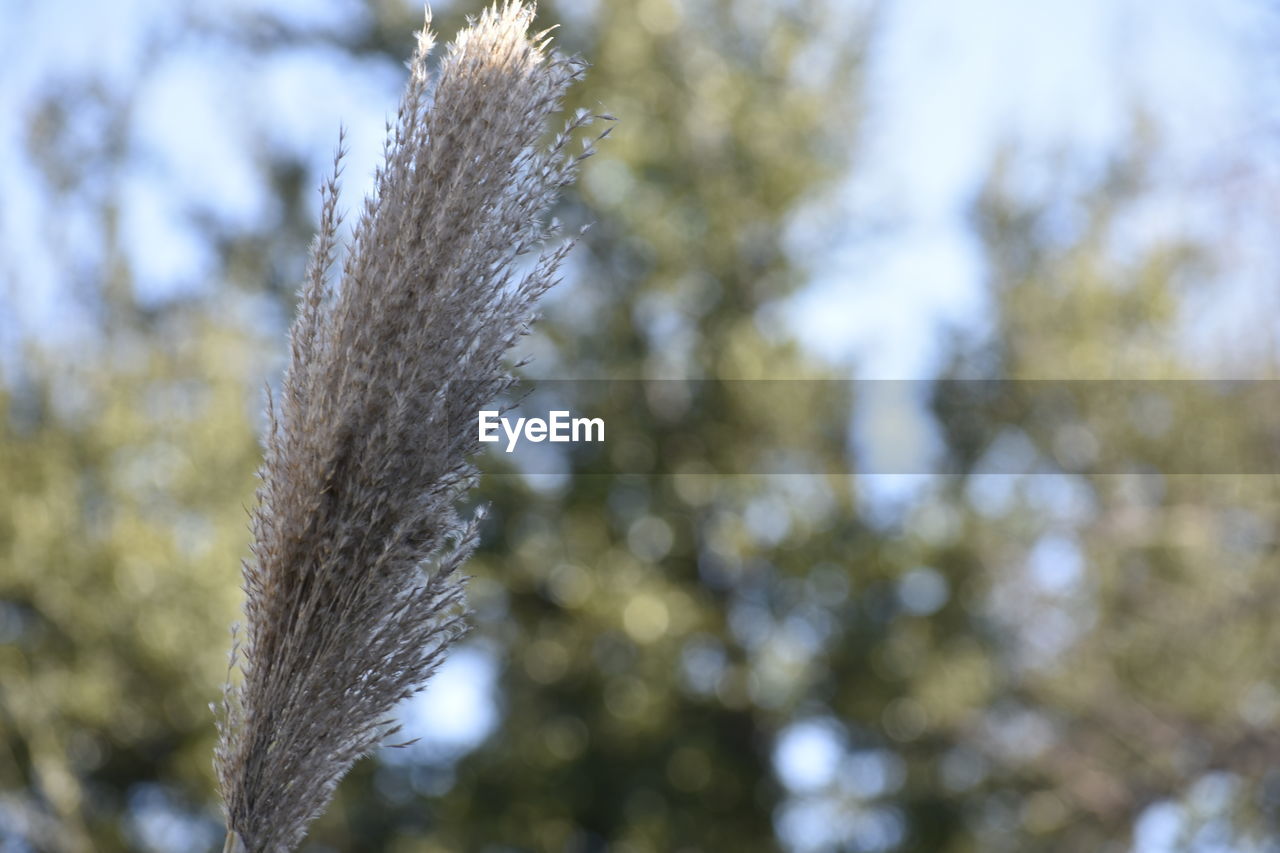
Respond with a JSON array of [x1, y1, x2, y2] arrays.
[[214, 4, 608, 850]]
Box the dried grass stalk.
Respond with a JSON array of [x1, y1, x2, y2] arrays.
[[213, 4, 608, 849]]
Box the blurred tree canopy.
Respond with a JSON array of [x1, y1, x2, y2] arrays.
[[3, 1, 1280, 852]]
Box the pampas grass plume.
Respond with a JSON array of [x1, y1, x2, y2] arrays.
[[213, 4, 609, 849]]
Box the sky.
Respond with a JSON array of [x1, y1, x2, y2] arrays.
[[790, 0, 1275, 379], [2, 0, 1276, 850], [2, 0, 1274, 372]]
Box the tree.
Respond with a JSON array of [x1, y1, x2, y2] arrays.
[[4, 1, 1277, 851], [920, 147, 1280, 850]]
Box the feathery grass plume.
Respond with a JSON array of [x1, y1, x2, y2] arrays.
[[213, 4, 609, 850]]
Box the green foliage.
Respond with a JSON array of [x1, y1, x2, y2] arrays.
[[919, 155, 1280, 849], [1, 312, 262, 851], [3, 2, 1277, 852]]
